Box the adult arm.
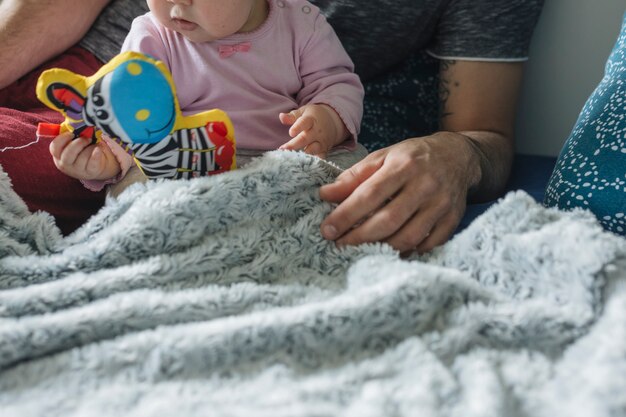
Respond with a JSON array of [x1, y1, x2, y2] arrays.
[[0, 0, 110, 89], [319, 59, 523, 253], [438, 59, 522, 201]]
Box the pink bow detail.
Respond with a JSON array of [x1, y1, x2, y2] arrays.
[[218, 42, 251, 59]]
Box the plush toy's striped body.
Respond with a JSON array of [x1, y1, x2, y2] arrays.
[[113, 120, 234, 179], [36, 51, 236, 179]]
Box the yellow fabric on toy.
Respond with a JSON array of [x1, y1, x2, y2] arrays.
[[36, 51, 236, 179]]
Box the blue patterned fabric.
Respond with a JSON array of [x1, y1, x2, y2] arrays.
[[544, 13, 626, 235]]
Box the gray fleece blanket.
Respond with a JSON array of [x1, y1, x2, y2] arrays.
[[0, 151, 625, 417]]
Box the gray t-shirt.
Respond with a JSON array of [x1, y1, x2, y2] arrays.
[[80, 0, 543, 81]]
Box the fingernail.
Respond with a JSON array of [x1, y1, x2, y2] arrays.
[[322, 224, 337, 240]]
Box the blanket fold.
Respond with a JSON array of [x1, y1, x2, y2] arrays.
[[0, 151, 624, 417]]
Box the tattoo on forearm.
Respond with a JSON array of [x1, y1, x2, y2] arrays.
[[438, 60, 458, 124]]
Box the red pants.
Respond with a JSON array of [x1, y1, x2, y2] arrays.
[[0, 46, 105, 235]]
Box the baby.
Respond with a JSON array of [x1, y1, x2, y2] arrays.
[[49, 0, 364, 191]]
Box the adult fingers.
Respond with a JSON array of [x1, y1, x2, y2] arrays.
[[319, 151, 385, 203], [384, 207, 440, 254], [333, 172, 449, 250], [333, 185, 420, 245], [413, 207, 463, 254], [385, 199, 462, 254], [320, 160, 404, 241]]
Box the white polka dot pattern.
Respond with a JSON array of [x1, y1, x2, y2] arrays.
[[545, 14, 626, 235]]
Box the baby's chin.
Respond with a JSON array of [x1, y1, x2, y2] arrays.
[[166, 22, 217, 43], [176, 30, 219, 43]]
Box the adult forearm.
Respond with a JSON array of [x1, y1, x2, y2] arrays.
[[0, 0, 110, 89], [438, 60, 522, 203], [456, 130, 515, 202]]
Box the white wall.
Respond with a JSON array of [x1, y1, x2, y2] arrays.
[[515, 0, 625, 156]]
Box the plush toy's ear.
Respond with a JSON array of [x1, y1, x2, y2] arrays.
[[45, 83, 85, 115], [36, 68, 88, 120]]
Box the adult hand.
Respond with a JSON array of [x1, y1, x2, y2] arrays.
[[319, 132, 481, 254]]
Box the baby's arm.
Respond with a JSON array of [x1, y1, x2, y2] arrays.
[[279, 104, 348, 158], [49, 132, 121, 181], [291, 7, 364, 156]]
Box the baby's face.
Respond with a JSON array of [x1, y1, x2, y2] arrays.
[[147, 0, 267, 43]]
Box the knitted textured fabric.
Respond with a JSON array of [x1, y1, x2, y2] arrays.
[[544, 13, 626, 235]]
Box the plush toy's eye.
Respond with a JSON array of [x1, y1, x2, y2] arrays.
[[92, 94, 104, 106], [96, 109, 109, 120]]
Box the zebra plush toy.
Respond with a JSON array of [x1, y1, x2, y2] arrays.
[[36, 51, 236, 179]]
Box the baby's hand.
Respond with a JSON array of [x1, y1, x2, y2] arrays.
[[49, 132, 121, 180], [279, 104, 348, 158]]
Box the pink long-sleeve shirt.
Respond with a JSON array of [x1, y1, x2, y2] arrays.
[[121, 0, 363, 151]]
